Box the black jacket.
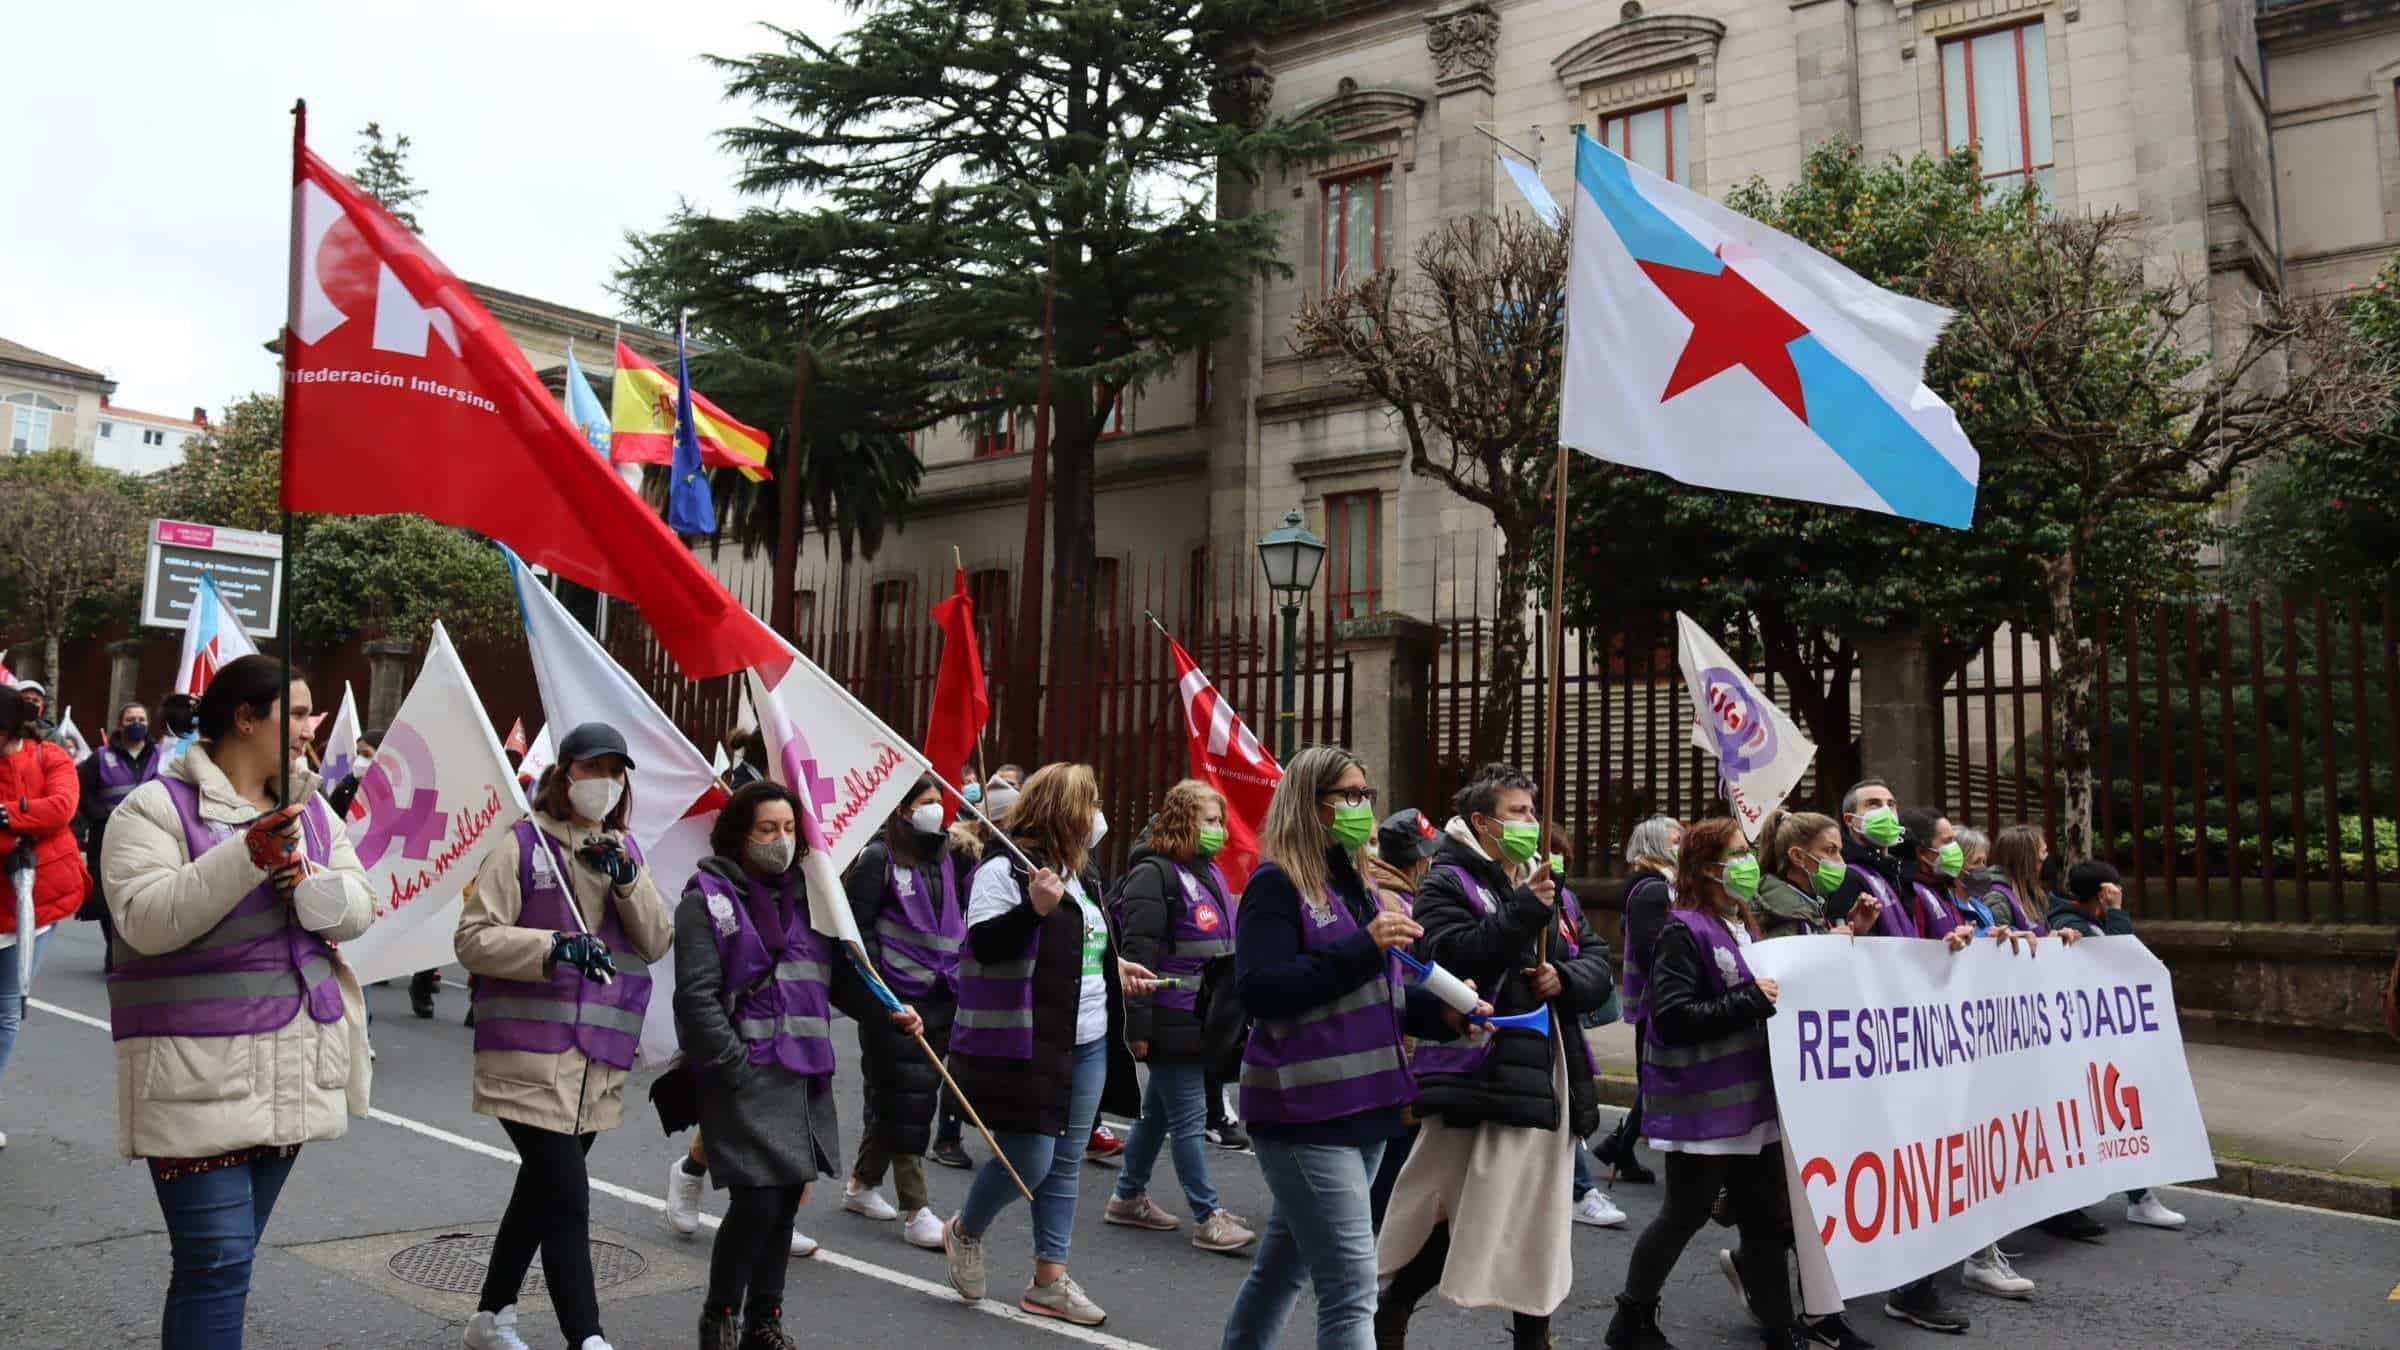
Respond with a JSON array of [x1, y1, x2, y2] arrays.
[[73, 739, 156, 917], [842, 836, 961, 1154], [2044, 893, 2137, 939], [948, 851, 1140, 1136], [1111, 843, 1235, 1064], [1411, 835, 1613, 1136], [1623, 869, 1675, 986], [1648, 914, 1776, 1048], [1831, 831, 1899, 926]]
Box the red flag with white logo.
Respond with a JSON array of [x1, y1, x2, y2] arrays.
[[278, 130, 783, 679], [1166, 636, 1281, 891]]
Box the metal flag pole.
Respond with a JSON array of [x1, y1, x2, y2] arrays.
[[279, 97, 308, 811], [1539, 442, 1570, 965]]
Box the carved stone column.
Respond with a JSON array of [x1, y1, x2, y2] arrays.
[[1207, 47, 1276, 585], [1426, 2, 1500, 223]]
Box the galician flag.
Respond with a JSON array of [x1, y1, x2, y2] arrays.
[[1560, 133, 1979, 528], [562, 342, 612, 457], [175, 574, 259, 696], [1677, 613, 1815, 841]]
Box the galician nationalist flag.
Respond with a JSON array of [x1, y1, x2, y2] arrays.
[[1677, 613, 1815, 841], [175, 574, 259, 696], [562, 342, 612, 457], [338, 624, 531, 986], [318, 682, 363, 790], [1560, 133, 1979, 528]]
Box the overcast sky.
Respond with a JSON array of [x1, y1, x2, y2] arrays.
[[4, 0, 851, 415]]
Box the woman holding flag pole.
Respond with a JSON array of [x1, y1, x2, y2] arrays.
[[456, 724, 673, 1350]]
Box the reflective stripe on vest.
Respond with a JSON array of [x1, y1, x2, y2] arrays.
[[1152, 862, 1233, 1014], [952, 855, 1045, 1058], [105, 777, 346, 1042], [701, 868, 838, 1077], [874, 851, 964, 1000], [1639, 912, 1775, 1142], [468, 821, 654, 1071], [1239, 875, 1414, 1127]]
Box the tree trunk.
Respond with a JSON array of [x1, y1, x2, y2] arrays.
[[2044, 551, 2098, 864], [42, 631, 60, 693], [1471, 541, 1535, 768], [1044, 393, 1100, 750]]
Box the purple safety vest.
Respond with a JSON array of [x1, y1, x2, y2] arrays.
[[106, 778, 346, 1041], [1238, 866, 1414, 1128], [1911, 880, 1964, 939], [1640, 910, 1776, 1143], [468, 821, 655, 1071], [1978, 880, 2047, 936], [875, 850, 965, 1001], [1410, 865, 1599, 1078], [92, 745, 160, 810], [1619, 871, 1672, 1026], [694, 867, 836, 1077], [953, 855, 1047, 1060], [1113, 858, 1235, 1015], [1850, 863, 1917, 939]]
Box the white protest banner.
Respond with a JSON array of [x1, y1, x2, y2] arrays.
[[339, 624, 530, 986], [318, 682, 362, 790], [1678, 612, 1813, 840], [1743, 935, 2213, 1298]]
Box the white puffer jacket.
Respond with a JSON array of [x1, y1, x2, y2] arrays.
[[101, 746, 376, 1161]]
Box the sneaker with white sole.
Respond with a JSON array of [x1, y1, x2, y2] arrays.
[[944, 1216, 986, 1300], [844, 1179, 899, 1221], [902, 1206, 947, 1250], [1103, 1192, 1180, 1231], [788, 1228, 819, 1258], [462, 1307, 531, 1350], [576, 1338, 614, 1350], [2126, 1193, 2187, 1230], [1021, 1273, 1107, 1326], [1961, 1244, 2036, 1299], [665, 1158, 704, 1237], [1573, 1190, 1629, 1228], [1192, 1209, 1257, 1253], [1717, 1248, 1759, 1326]]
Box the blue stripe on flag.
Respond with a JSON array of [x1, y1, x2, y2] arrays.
[[1786, 336, 1977, 528], [1574, 134, 1721, 277]]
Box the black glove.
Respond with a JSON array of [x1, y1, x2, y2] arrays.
[[0, 802, 11, 831], [576, 838, 638, 888], [545, 931, 617, 985]]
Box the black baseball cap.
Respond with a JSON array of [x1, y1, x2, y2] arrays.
[[558, 721, 636, 770], [1376, 808, 1442, 865]]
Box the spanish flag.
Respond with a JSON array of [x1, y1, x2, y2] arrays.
[[609, 338, 772, 481]]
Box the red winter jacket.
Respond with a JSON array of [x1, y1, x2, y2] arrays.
[[0, 738, 89, 933]]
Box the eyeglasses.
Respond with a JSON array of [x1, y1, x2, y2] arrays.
[[1320, 787, 1379, 808]]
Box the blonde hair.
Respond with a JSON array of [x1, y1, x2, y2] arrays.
[[1766, 811, 1839, 886], [1009, 763, 1100, 875], [1149, 779, 1225, 863], [1257, 745, 1364, 914]]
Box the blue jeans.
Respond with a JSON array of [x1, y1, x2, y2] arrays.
[[1116, 1060, 1219, 1220], [152, 1151, 298, 1349], [960, 1036, 1107, 1263], [0, 928, 49, 1096], [1573, 1140, 1595, 1200], [1221, 1137, 1386, 1350]]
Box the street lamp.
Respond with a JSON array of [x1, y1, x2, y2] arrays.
[[1256, 507, 1328, 760]]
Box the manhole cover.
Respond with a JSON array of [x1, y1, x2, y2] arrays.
[[388, 1234, 647, 1294]]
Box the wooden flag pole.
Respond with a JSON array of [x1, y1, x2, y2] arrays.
[[956, 544, 990, 786], [1539, 442, 1571, 965], [843, 938, 1032, 1203], [278, 96, 308, 811]]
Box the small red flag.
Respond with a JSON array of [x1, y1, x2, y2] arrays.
[[279, 140, 785, 680], [923, 567, 990, 825], [502, 718, 528, 758], [1167, 636, 1281, 891]]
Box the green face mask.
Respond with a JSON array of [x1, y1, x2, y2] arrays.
[[1722, 854, 1762, 900], [1812, 856, 1849, 896], [1329, 803, 1375, 850], [1548, 852, 1568, 876], [1196, 825, 1228, 857], [1858, 806, 1904, 848], [1936, 841, 1966, 876], [1493, 819, 1544, 865]]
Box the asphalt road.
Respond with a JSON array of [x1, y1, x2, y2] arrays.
[[3, 921, 2395, 1349]]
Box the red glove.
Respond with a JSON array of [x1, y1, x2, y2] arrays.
[[245, 806, 304, 870]]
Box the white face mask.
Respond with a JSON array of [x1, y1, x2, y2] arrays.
[[984, 784, 1020, 816], [909, 803, 945, 836], [1087, 811, 1109, 851], [745, 836, 796, 875], [568, 775, 624, 823]]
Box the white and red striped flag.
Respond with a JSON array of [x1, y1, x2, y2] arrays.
[[1167, 637, 1282, 890]]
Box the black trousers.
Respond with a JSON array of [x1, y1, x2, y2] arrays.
[[1601, 1039, 1646, 1161], [1620, 1146, 1795, 1329], [481, 1120, 600, 1344], [1369, 1123, 1415, 1232], [1381, 1221, 1551, 1349], [708, 1184, 806, 1322]]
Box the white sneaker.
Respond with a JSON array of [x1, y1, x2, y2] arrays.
[[577, 1339, 614, 1350], [664, 1158, 704, 1237], [2126, 1193, 2187, 1230], [844, 1179, 899, 1221], [903, 1206, 947, 1250], [789, 1227, 819, 1258], [1961, 1245, 2036, 1299], [462, 1307, 531, 1350], [0, 1129, 8, 1149], [1573, 1190, 1629, 1228]]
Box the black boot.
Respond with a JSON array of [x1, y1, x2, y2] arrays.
[[408, 969, 438, 1019], [739, 1312, 798, 1350], [1373, 1304, 1409, 1350], [699, 1306, 740, 1350], [1595, 1129, 1657, 1185], [1604, 1295, 1674, 1350]]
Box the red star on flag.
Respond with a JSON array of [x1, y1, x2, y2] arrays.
[[1638, 253, 1811, 421]]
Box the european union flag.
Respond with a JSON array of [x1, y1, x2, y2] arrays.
[[666, 315, 717, 537]]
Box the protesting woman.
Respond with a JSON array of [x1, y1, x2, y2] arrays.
[[1362, 807, 1443, 1228], [682, 782, 924, 1350], [944, 763, 1147, 1327], [1105, 779, 1256, 1254], [102, 656, 374, 1348], [457, 724, 673, 1350], [840, 776, 964, 1250], [1218, 747, 1483, 1350], [2, 682, 85, 1131], [1973, 825, 2052, 935], [1594, 815, 1680, 1188]]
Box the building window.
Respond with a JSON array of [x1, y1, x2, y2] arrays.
[[1196, 350, 1214, 419], [1596, 101, 1690, 184], [973, 406, 1018, 458], [98, 421, 113, 439], [967, 567, 1011, 654], [793, 588, 817, 638], [871, 579, 911, 634], [1325, 491, 1381, 620], [142, 428, 166, 446], [1320, 167, 1391, 293], [1942, 20, 2054, 197], [6, 393, 62, 453], [1098, 385, 1127, 439]]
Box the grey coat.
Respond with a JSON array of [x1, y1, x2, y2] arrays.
[[672, 869, 883, 1191]]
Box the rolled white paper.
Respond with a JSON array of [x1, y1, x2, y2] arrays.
[[1413, 959, 1481, 1015]]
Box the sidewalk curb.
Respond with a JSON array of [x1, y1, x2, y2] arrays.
[[1590, 1072, 2400, 1222]]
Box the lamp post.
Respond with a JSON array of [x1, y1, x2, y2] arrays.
[[1255, 508, 1329, 761]]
